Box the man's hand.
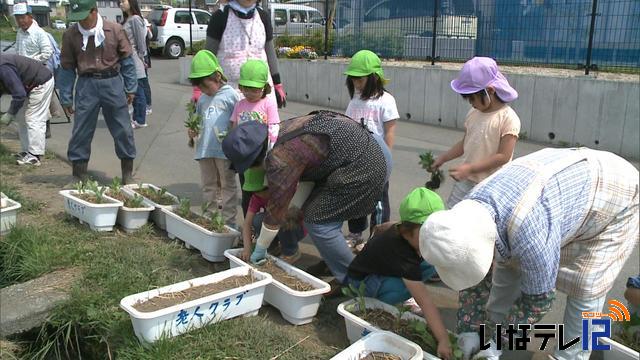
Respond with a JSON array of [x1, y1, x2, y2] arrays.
[[63, 106, 75, 117], [127, 93, 135, 104], [274, 83, 286, 108], [0, 112, 16, 125]]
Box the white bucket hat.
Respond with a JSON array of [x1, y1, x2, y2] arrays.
[[419, 199, 498, 291]]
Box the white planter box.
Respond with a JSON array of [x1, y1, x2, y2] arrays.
[[0, 193, 21, 235], [115, 190, 155, 233], [120, 266, 272, 343], [337, 297, 440, 360], [59, 190, 123, 232], [599, 337, 639, 360], [122, 183, 178, 231], [163, 209, 240, 262], [225, 248, 331, 325], [331, 331, 423, 360]]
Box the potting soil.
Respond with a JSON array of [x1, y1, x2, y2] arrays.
[[182, 212, 229, 233], [106, 191, 145, 208], [132, 274, 255, 312], [75, 193, 116, 204], [134, 188, 177, 206], [360, 352, 401, 360], [259, 260, 315, 291]]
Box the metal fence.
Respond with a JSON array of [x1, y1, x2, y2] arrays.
[[281, 0, 640, 73]]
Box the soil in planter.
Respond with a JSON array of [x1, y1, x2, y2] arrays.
[[132, 274, 255, 312], [360, 352, 401, 360], [134, 187, 178, 206], [257, 259, 315, 292], [74, 193, 116, 205], [106, 191, 147, 208], [181, 212, 229, 233]]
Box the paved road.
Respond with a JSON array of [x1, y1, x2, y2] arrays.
[[2, 56, 637, 358]]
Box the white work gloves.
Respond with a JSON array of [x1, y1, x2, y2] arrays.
[[457, 332, 480, 360]]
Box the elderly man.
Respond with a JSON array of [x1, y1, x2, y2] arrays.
[[57, 0, 138, 183], [420, 147, 639, 360], [13, 2, 61, 140], [0, 54, 54, 166]]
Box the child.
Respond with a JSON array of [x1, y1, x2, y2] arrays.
[[230, 59, 280, 215], [240, 167, 304, 264], [346, 187, 452, 359], [432, 57, 521, 209], [343, 49, 399, 248], [188, 50, 239, 227]]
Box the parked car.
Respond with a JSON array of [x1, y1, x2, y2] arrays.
[[270, 3, 324, 36], [52, 20, 67, 29], [147, 5, 211, 59]]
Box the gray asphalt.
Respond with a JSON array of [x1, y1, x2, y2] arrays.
[[2, 56, 637, 358]]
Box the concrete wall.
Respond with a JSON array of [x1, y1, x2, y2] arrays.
[[278, 59, 640, 159]]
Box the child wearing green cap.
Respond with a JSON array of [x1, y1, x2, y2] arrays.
[[230, 59, 281, 216], [343, 49, 399, 249], [188, 50, 240, 227], [346, 187, 452, 359], [240, 167, 305, 264]]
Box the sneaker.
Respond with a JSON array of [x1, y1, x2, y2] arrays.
[[12, 151, 27, 159], [403, 297, 423, 316], [279, 250, 301, 264], [17, 153, 41, 166], [146, 106, 152, 115], [131, 121, 148, 129], [345, 232, 363, 248]]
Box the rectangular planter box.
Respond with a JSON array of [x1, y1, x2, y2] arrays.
[[225, 248, 331, 325], [331, 330, 423, 360], [163, 208, 240, 262], [0, 193, 21, 236], [337, 297, 440, 360], [599, 337, 639, 360], [116, 190, 155, 233], [120, 266, 272, 343], [122, 184, 178, 230], [59, 190, 123, 232]]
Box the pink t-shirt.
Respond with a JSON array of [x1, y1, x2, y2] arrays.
[[231, 97, 280, 149], [248, 193, 268, 214]]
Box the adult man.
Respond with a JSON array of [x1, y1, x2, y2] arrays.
[[421, 147, 639, 360], [12, 2, 57, 140], [58, 0, 138, 183], [0, 54, 54, 166]]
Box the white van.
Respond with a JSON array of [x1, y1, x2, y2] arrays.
[[269, 3, 324, 36]]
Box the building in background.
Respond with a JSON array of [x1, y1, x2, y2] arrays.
[[96, 0, 122, 22]]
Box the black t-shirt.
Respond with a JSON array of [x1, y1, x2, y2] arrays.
[[207, 6, 273, 42], [347, 225, 423, 281]]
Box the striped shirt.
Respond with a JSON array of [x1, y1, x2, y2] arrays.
[[16, 21, 52, 63]]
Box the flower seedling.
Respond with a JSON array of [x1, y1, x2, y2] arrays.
[[109, 177, 122, 194], [419, 151, 443, 190], [85, 180, 107, 204], [177, 197, 191, 218], [208, 210, 226, 233], [184, 101, 202, 148], [124, 194, 145, 208], [74, 180, 86, 194], [342, 281, 367, 316]]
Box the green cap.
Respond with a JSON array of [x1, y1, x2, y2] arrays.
[[189, 50, 224, 79], [399, 187, 445, 224], [242, 168, 266, 192], [344, 50, 388, 83], [239, 59, 269, 88], [68, 0, 96, 21]]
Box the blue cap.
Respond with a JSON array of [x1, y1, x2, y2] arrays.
[[222, 121, 268, 174]]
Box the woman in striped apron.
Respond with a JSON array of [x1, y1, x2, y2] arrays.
[[420, 147, 639, 360]]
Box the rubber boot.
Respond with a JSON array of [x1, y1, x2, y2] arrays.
[[72, 161, 88, 182], [45, 120, 51, 139], [121, 158, 134, 185]]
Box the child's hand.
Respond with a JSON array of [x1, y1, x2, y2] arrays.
[[431, 156, 445, 172], [437, 339, 453, 360], [449, 163, 472, 181]]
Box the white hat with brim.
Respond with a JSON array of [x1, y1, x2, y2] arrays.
[[13, 3, 30, 15], [419, 199, 497, 291]]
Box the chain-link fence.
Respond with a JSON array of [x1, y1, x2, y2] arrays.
[[274, 0, 639, 73]]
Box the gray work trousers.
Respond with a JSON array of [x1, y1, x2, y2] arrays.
[[67, 75, 136, 162]]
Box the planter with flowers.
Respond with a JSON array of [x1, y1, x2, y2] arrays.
[[105, 178, 154, 233], [60, 180, 123, 232], [122, 183, 179, 230], [0, 192, 21, 235]]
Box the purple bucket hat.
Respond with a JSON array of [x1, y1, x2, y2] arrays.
[[451, 57, 518, 102]]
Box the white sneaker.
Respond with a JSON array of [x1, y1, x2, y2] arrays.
[[132, 121, 148, 129], [145, 106, 152, 115], [17, 153, 41, 166]]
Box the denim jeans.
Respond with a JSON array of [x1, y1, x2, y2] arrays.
[[141, 72, 152, 107], [347, 261, 436, 305], [304, 220, 355, 283], [132, 78, 147, 125], [253, 212, 303, 256]]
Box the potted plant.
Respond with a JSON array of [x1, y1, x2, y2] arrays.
[[184, 101, 202, 148], [0, 192, 22, 236], [337, 295, 466, 360], [122, 183, 179, 230], [225, 248, 331, 325], [120, 266, 272, 343], [162, 199, 240, 262], [59, 180, 123, 231], [419, 151, 443, 190], [600, 316, 640, 360], [106, 178, 155, 233], [330, 331, 423, 360]]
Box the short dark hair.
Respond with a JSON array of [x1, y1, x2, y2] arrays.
[[189, 71, 227, 86], [398, 221, 421, 233], [346, 74, 385, 101], [261, 83, 271, 99], [461, 89, 505, 105]]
